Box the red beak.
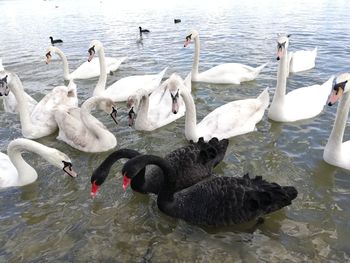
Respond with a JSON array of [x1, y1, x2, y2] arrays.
[[123, 174, 131, 191], [91, 181, 100, 198]]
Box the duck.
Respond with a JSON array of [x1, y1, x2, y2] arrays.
[[90, 137, 229, 197], [122, 154, 298, 226], [127, 73, 190, 131], [323, 73, 350, 171], [169, 79, 269, 142], [174, 19, 181, 24], [88, 40, 167, 102], [268, 34, 334, 122], [0, 67, 37, 114], [0, 138, 77, 188], [54, 96, 118, 152], [184, 29, 267, 84], [139, 27, 150, 33], [45, 46, 127, 80], [49, 36, 63, 45], [1, 72, 78, 139]]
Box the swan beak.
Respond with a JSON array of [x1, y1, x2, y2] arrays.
[[128, 107, 135, 126], [276, 48, 283, 60], [184, 39, 190, 47], [110, 106, 118, 125], [172, 99, 179, 114], [91, 181, 100, 198], [327, 88, 343, 106], [62, 161, 77, 178], [123, 174, 131, 191], [45, 52, 52, 64]]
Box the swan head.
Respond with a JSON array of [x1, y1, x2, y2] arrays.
[[184, 29, 199, 47], [0, 74, 9, 96], [167, 74, 184, 114], [126, 95, 139, 127], [98, 97, 118, 125], [45, 46, 57, 64], [88, 40, 103, 62], [276, 34, 291, 60], [44, 149, 77, 178], [327, 73, 350, 106]]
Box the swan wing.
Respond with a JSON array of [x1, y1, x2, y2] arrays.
[[197, 62, 267, 84], [289, 47, 317, 73], [197, 94, 268, 140], [70, 57, 126, 79], [0, 152, 18, 187], [283, 76, 334, 120], [165, 176, 297, 226], [105, 67, 167, 102]]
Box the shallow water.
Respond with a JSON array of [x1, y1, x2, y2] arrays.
[[0, 0, 350, 262]]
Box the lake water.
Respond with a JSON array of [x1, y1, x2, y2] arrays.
[[0, 0, 350, 262]]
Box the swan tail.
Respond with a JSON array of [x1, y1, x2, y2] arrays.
[[257, 87, 270, 110], [254, 62, 268, 76], [157, 67, 168, 82]]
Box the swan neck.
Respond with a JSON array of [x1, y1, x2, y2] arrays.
[[272, 50, 289, 105], [54, 47, 70, 79], [135, 93, 149, 122], [326, 92, 350, 148], [7, 139, 53, 186], [80, 97, 111, 139], [93, 47, 107, 96], [180, 89, 198, 140], [192, 36, 200, 78], [9, 74, 34, 133]]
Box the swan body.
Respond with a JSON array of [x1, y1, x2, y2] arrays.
[[46, 46, 127, 80], [323, 73, 350, 171], [289, 47, 317, 73], [184, 29, 267, 84], [3, 73, 78, 139], [268, 35, 333, 122], [122, 154, 298, 226], [127, 73, 191, 131], [0, 138, 77, 188], [0, 70, 37, 114], [54, 96, 118, 152], [90, 137, 229, 197], [88, 40, 167, 102], [170, 80, 269, 142]]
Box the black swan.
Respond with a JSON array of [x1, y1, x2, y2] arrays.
[[122, 154, 298, 226], [139, 27, 150, 33], [90, 137, 228, 197], [50, 36, 63, 45]]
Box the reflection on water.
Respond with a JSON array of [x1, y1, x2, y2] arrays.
[[0, 0, 350, 261]]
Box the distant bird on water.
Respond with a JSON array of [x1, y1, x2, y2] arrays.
[[174, 19, 181, 24], [50, 36, 63, 45], [139, 27, 150, 34]]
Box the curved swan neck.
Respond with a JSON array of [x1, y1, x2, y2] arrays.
[[327, 92, 350, 148], [135, 92, 150, 122], [9, 74, 35, 134], [93, 47, 107, 96], [80, 97, 112, 139], [92, 149, 141, 185], [272, 48, 289, 105], [52, 47, 70, 79], [7, 139, 54, 186], [180, 88, 198, 140], [192, 35, 200, 79]]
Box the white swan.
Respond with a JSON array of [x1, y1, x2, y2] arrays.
[[169, 82, 269, 142], [0, 138, 77, 188], [0, 69, 37, 114], [88, 40, 168, 102], [323, 73, 350, 171], [3, 72, 78, 139], [127, 73, 191, 131], [280, 34, 317, 73], [268, 35, 334, 122], [46, 46, 127, 80], [54, 96, 118, 152], [184, 29, 267, 84]]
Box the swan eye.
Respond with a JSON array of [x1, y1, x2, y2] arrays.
[[171, 91, 179, 102], [88, 45, 95, 55], [277, 42, 286, 50], [333, 80, 347, 94]]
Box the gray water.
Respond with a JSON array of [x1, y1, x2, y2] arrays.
[[0, 0, 350, 262]]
